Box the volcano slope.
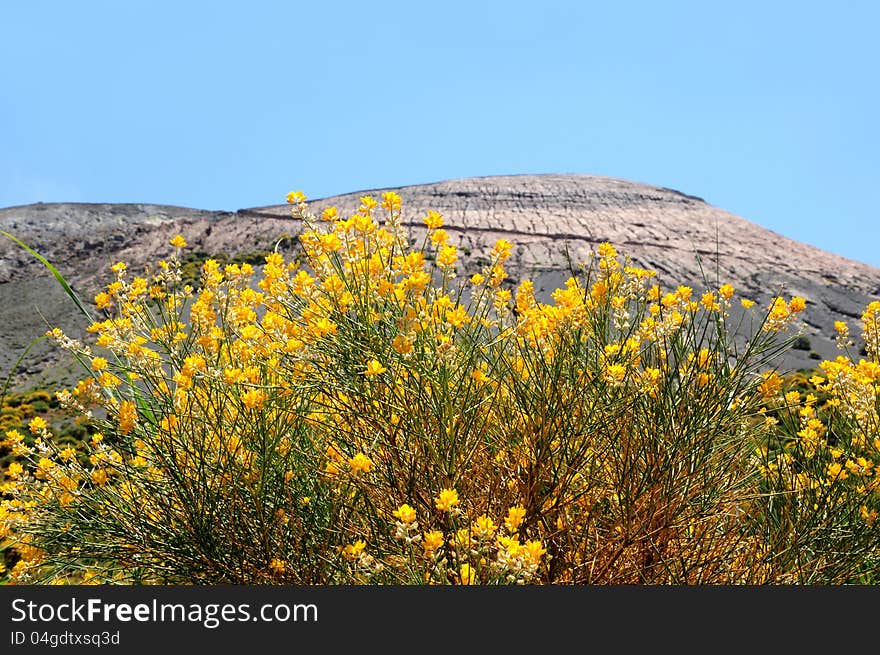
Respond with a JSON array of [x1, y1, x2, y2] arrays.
[[2, 174, 878, 389]]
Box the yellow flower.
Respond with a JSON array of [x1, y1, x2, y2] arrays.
[[91, 469, 109, 487], [492, 239, 513, 262], [660, 292, 678, 309], [422, 531, 444, 556], [342, 540, 366, 561], [240, 389, 266, 410], [392, 335, 413, 355], [701, 291, 720, 312], [117, 400, 136, 435], [603, 363, 627, 385], [319, 232, 342, 253], [311, 317, 337, 338], [757, 372, 782, 399], [470, 273, 485, 285], [28, 416, 48, 434], [473, 515, 496, 538], [286, 190, 307, 205], [471, 368, 490, 384], [740, 298, 755, 309], [91, 356, 108, 371], [788, 296, 807, 313], [359, 195, 378, 213], [94, 292, 112, 309], [523, 540, 547, 566], [504, 506, 526, 532], [169, 234, 188, 249], [718, 283, 735, 300], [320, 206, 338, 222], [424, 210, 444, 230], [596, 242, 617, 259], [392, 503, 417, 524], [696, 348, 712, 368], [435, 487, 460, 512], [269, 558, 286, 574], [459, 563, 476, 585], [364, 359, 388, 377], [453, 527, 472, 550], [826, 461, 848, 481], [348, 452, 373, 474], [381, 191, 402, 212], [437, 245, 458, 267], [7, 461, 23, 478]]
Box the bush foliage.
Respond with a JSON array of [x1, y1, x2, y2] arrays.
[[2, 192, 878, 584]]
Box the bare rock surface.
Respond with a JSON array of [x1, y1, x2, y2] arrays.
[[2, 174, 878, 389]]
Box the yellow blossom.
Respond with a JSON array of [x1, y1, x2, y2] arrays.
[[424, 210, 444, 230], [826, 461, 848, 481], [28, 416, 48, 434], [359, 195, 378, 213], [597, 242, 617, 259], [117, 400, 136, 435], [392, 335, 413, 355], [286, 190, 307, 205], [240, 389, 267, 410], [94, 292, 112, 309], [471, 368, 490, 384], [169, 234, 188, 248], [422, 531, 444, 556], [364, 359, 388, 377], [437, 245, 458, 267], [459, 563, 476, 585], [381, 191, 402, 212], [342, 540, 366, 561], [492, 239, 513, 262], [435, 488, 460, 512], [473, 515, 497, 538], [392, 504, 417, 524], [523, 540, 547, 566], [91, 469, 109, 487], [348, 453, 373, 474], [701, 291, 720, 312], [430, 229, 449, 246], [505, 506, 526, 532]]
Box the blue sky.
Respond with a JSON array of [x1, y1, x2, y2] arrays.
[[2, 1, 878, 265]]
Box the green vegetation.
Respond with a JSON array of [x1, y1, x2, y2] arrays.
[[1, 194, 878, 585]]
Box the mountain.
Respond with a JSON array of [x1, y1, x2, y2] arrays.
[[2, 174, 878, 389]]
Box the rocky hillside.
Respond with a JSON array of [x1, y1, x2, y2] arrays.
[[2, 174, 878, 389]]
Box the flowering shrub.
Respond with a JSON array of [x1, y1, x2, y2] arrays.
[[1, 192, 878, 584]]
